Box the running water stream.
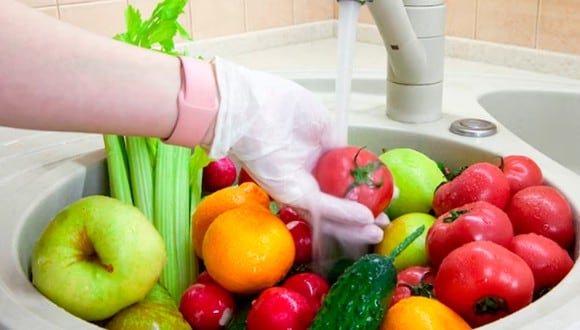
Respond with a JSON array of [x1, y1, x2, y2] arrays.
[[312, 1, 368, 274], [330, 1, 361, 147]]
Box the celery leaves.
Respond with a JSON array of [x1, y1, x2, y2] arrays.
[[113, 0, 191, 54]]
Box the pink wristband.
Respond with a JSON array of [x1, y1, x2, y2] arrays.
[[163, 56, 219, 148]]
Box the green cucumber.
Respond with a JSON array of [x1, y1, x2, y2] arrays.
[[310, 226, 425, 330], [226, 298, 252, 330]]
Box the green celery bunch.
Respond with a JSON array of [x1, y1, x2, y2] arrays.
[[104, 0, 209, 303]]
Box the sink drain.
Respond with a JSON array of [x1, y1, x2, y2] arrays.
[[449, 118, 497, 137]]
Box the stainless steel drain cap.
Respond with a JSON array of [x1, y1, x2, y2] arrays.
[[449, 118, 497, 137]]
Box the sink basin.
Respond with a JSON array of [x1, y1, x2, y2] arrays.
[[1, 74, 580, 329], [479, 90, 580, 175]]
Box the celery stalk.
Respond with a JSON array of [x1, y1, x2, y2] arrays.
[[104, 0, 198, 303], [103, 134, 133, 205], [153, 142, 195, 301], [126, 136, 154, 220]]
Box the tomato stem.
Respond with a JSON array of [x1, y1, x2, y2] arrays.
[[345, 147, 385, 196], [445, 165, 468, 181], [474, 296, 509, 316], [534, 286, 552, 300], [497, 156, 505, 171], [442, 209, 470, 223], [402, 280, 434, 299]]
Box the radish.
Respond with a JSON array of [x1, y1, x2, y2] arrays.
[[247, 286, 315, 330], [202, 157, 237, 192], [277, 206, 304, 224], [179, 282, 235, 329], [196, 270, 218, 286], [238, 167, 256, 185], [286, 219, 313, 265], [282, 272, 330, 312]]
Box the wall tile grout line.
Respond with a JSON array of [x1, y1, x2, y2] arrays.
[[534, 0, 542, 49]]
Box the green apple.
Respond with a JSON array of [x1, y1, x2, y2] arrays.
[[374, 212, 436, 271], [379, 148, 447, 219], [31, 195, 167, 321], [105, 283, 190, 330]]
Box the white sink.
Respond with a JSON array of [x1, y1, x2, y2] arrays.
[[1, 74, 580, 330], [479, 90, 580, 175]]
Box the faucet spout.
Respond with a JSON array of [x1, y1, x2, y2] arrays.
[[367, 0, 446, 123], [363, 0, 446, 123]]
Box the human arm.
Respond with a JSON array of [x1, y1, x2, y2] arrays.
[[0, 0, 180, 139], [0, 0, 388, 245]]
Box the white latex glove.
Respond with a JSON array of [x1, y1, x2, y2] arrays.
[[209, 57, 389, 246]]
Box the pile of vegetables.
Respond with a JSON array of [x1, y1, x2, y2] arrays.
[[178, 150, 575, 329], [101, 1, 577, 329]]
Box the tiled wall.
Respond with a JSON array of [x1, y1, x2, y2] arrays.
[[444, 0, 580, 55], [23, 0, 580, 56], [22, 0, 334, 41]]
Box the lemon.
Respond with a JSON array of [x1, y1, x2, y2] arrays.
[[375, 212, 436, 271], [379, 148, 446, 219]]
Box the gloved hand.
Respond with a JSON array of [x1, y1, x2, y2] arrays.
[[209, 57, 389, 246]]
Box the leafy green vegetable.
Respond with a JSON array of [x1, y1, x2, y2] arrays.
[[104, 0, 204, 303], [188, 146, 211, 216], [113, 0, 191, 54]]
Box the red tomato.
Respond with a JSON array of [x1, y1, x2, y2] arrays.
[[505, 185, 574, 249], [313, 146, 394, 217], [432, 162, 510, 216], [426, 201, 514, 268], [434, 241, 534, 328], [282, 272, 330, 312], [390, 266, 435, 307], [203, 157, 237, 192], [509, 233, 574, 298], [497, 155, 543, 195], [246, 286, 316, 330], [179, 282, 236, 329]]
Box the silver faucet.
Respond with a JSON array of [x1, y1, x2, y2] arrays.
[[340, 0, 446, 123]]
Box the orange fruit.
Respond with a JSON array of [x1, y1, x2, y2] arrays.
[[202, 206, 295, 294], [192, 182, 270, 258], [381, 296, 471, 330]]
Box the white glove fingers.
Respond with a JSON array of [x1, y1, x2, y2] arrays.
[[317, 193, 375, 225], [374, 212, 390, 227], [319, 221, 384, 245]]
